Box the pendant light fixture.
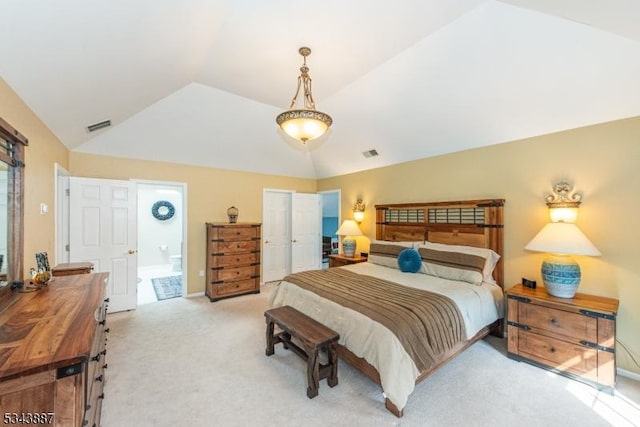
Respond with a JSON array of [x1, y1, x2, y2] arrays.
[[276, 47, 332, 144]]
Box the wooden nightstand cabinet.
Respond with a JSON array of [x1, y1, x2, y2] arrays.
[[507, 284, 619, 392], [328, 254, 368, 268]]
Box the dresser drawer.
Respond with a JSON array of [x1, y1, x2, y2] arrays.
[[208, 225, 260, 241], [210, 252, 259, 268], [211, 240, 259, 254], [212, 265, 259, 282], [215, 279, 258, 296], [517, 330, 598, 380]]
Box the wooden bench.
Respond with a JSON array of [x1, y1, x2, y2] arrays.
[[265, 305, 339, 398]]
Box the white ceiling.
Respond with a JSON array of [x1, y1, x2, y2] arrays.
[[2, 0, 640, 179]]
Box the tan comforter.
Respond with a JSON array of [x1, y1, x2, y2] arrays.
[[282, 268, 466, 373], [268, 262, 503, 411]]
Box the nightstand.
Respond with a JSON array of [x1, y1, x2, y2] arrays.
[[506, 284, 619, 392], [328, 254, 368, 268]]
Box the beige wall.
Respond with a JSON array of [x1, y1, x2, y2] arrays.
[[69, 152, 316, 295], [318, 116, 640, 374], [0, 78, 69, 275]]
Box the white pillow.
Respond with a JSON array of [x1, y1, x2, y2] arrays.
[[417, 241, 500, 283]]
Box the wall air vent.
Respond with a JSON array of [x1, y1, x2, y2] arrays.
[[362, 149, 379, 158], [86, 120, 112, 133]]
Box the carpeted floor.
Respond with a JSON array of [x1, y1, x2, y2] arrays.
[[101, 282, 640, 427], [150, 275, 182, 300]]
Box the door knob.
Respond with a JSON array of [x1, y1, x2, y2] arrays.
[[128, 249, 137, 254]]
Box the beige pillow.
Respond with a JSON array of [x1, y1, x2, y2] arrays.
[[418, 247, 486, 285]]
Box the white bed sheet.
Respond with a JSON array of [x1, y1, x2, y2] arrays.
[[268, 262, 504, 411]]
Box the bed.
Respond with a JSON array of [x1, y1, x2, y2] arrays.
[[268, 199, 505, 417]]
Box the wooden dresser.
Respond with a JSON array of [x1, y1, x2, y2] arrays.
[[206, 222, 261, 302], [0, 273, 110, 426], [51, 262, 94, 277], [507, 284, 618, 392]]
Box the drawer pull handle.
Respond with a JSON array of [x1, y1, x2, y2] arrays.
[[104, 298, 110, 303], [99, 319, 106, 326], [86, 404, 91, 411], [549, 347, 556, 354], [103, 363, 109, 369], [95, 374, 103, 382], [98, 393, 105, 400], [91, 354, 101, 362], [550, 318, 558, 325], [105, 328, 110, 333]]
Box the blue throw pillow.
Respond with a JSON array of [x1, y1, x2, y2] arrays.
[[397, 248, 422, 273]]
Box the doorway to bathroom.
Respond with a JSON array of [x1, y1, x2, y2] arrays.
[[136, 181, 187, 305]]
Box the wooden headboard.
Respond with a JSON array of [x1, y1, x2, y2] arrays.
[[375, 199, 505, 287]]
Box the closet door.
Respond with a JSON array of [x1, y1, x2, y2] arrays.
[[291, 193, 321, 273], [262, 190, 322, 281], [262, 191, 292, 283]]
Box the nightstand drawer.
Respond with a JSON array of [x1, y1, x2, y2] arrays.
[[518, 303, 597, 342], [518, 330, 598, 380]]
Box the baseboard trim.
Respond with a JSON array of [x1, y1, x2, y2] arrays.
[[617, 368, 640, 381], [186, 291, 205, 298]]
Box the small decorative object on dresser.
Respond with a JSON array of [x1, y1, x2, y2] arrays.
[[227, 206, 239, 223], [206, 222, 261, 301], [507, 283, 619, 392]]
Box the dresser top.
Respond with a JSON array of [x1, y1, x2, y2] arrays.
[[207, 222, 261, 227], [0, 273, 109, 380]]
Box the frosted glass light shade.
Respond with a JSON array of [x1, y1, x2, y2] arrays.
[[549, 207, 579, 223], [277, 110, 331, 143]]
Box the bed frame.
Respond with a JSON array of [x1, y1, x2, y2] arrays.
[[338, 199, 505, 417]]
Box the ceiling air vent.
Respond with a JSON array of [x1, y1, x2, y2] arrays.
[[362, 149, 379, 158], [86, 120, 111, 133]]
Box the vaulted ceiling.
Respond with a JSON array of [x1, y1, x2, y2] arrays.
[[2, 0, 639, 179]]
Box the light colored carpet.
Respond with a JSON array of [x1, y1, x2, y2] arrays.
[[101, 282, 640, 427]]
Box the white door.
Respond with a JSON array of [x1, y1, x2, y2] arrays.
[[69, 177, 137, 313], [291, 193, 321, 273], [262, 191, 292, 282]]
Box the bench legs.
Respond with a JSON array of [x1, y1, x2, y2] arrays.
[[265, 318, 275, 356], [265, 316, 338, 399]]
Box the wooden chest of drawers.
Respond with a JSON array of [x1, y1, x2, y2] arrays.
[[206, 222, 261, 301], [507, 284, 619, 392]]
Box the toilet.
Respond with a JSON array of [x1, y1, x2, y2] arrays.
[[169, 255, 182, 272]]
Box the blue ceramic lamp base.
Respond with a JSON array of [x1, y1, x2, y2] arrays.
[[541, 255, 581, 298], [342, 237, 357, 257]]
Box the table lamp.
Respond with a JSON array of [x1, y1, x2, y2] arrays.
[[525, 182, 600, 298], [336, 220, 363, 257]]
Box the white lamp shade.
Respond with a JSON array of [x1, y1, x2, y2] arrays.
[[525, 222, 601, 256], [336, 220, 362, 237]]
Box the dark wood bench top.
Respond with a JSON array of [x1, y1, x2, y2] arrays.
[[265, 306, 339, 349]]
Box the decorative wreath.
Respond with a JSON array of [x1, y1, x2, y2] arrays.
[[151, 200, 175, 221]]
